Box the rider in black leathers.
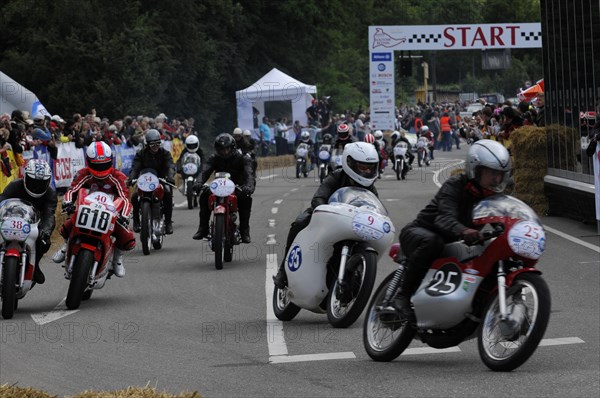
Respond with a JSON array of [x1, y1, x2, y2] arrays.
[[391, 140, 512, 322], [129, 129, 176, 234], [192, 133, 255, 243], [0, 159, 56, 284], [273, 142, 380, 288]]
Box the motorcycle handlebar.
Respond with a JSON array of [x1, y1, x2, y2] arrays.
[[463, 224, 505, 246]]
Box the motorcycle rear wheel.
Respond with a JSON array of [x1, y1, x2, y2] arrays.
[[213, 214, 225, 270], [1, 257, 19, 319], [272, 285, 301, 321], [141, 201, 152, 255], [327, 249, 377, 328], [66, 249, 94, 310], [478, 272, 551, 371], [363, 272, 416, 361]]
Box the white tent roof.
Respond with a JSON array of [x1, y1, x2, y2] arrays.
[[235, 68, 316, 101]]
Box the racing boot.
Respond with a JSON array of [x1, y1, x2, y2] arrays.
[[165, 220, 174, 235], [33, 264, 45, 284], [111, 248, 126, 278], [240, 226, 251, 244], [392, 265, 428, 324], [133, 214, 141, 233], [193, 223, 209, 240], [52, 242, 67, 263], [272, 260, 288, 289]]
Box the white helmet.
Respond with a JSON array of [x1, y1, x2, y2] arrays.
[[242, 129, 252, 137], [301, 131, 310, 142], [233, 127, 242, 136], [24, 159, 52, 198], [185, 135, 199, 153], [374, 130, 383, 139], [391, 130, 400, 141], [420, 125, 430, 133], [342, 142, 379, 187], [466, 139, 511, 194]]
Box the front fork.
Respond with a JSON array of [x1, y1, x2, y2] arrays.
[[497, 260, 508, 320]]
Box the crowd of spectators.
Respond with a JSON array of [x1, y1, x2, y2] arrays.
[[0, 109, 198, 177]]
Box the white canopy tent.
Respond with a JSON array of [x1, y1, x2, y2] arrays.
[[235, 68, 317, 135]]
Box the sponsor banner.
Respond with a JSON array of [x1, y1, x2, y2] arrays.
[[115, 143, 139, 176], [369, 23, 542, 51], [54, 142, 86, 188], [369, 51, 396, 131]]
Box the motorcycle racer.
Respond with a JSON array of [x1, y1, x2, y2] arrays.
[[52, 141, 135, 277], [0, 159, 56, 284], [273, 142, 380, 288], [392, 139, 512, 322]]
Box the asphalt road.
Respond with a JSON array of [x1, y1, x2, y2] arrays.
[[1, 147, 599, 397]]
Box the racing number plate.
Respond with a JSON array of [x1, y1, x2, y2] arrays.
[[75, 205, 112, 233]]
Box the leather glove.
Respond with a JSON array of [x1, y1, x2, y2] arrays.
[[240, 186, 253, 197], [462, 228, 482, 245], [62, 201, 75, 214], [39, 229, 51, 243], [127, 178, 136, 187], [117, 214, 130, 228]]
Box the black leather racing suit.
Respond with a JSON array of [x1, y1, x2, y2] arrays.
[[198, 151, 255, 235], [129, 147, 176, 223]]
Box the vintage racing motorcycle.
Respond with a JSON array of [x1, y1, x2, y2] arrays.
[[363, 195, 551, 371]]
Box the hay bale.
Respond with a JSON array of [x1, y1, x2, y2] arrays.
[[72, 387, 201, 398], [257, 155, 294, 171], [0, 384, 56, 398]]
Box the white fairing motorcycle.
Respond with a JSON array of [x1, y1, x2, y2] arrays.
[[273, 187, 395, 328], [0, 199, 41, 319], [179, 152, 202, 209], [393, 142, 409, 180]]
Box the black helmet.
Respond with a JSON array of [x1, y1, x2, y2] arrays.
[[214, 133, 236, 158], [322, 133, 333, 144]]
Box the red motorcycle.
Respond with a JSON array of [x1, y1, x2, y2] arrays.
[[63, 189, 125, 310], [206, 172, 241, 270], [363, 194, 551, 371]]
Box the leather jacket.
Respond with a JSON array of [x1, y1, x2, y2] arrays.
[[129, 147, 175, 182], [200, 151, 255, 193], [0, 179, 57, 235]]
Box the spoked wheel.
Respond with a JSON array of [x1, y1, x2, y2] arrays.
[[66, 250, 94, 310], [327, 249, 377, 328], [363, 272, 416, 361], [320, 166, 326, 184], [213, 214, 225, 270], [296, 163, 301, 179], [417, 151, 423, 167], [186, 180, 194, 209], [140, 201, 152, 255], [82, 289, 93, 301], [224, 224, 234, 263], [272, 285, 301, 321], [478, 273, 551, 371], [395, 161, 401, 180], [1, 257, 19, 319]]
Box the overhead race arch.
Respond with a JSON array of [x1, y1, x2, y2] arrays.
[[368, 23, 542, 131]]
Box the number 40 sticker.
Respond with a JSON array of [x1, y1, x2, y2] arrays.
[[426, 263, 462, 297]]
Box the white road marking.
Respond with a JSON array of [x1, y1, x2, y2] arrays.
[[270, 352, 356, 364], [538, 337, 585, 346], [259, 174, 278, 180], [31, 298, 79, 325], [268, 219, 276, 228], [290, 188, 299, 192], [265, 253, 288, 357], [266, 235, 277, 245], [174, 200, 188, 208], [274, 199, 283, 205], [543, 226, 600, 253], [271, 208, 279, 214]]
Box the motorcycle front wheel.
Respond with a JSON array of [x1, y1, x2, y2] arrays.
[[363, 272, 416, 361], [478, 272, 551, 371], [395, 160, 401, 180], [272, 285, 301, 321], [1, 257, 19, 319], [186, 180, 194, 209], [140, 201, 152, 255], [213, 214, 225, 270], [327, 249, 377, 328], [320, 166, 326, 184], [66, 249, 94, 310]]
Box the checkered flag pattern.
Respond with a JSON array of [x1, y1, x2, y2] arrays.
[[521, 31, 542, 41], [408, 33, 442, 44]]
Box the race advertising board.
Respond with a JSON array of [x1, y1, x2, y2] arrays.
[[369, 52, 396, 131]]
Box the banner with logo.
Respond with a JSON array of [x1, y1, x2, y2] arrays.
[[115, 143, 139, 176], [369, 51, 396, 131], [53, 142, 86, 188]]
